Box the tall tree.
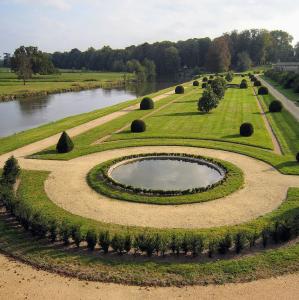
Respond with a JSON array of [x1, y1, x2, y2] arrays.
[[236, 51, 252, 71], [205, 37, 231, 72]]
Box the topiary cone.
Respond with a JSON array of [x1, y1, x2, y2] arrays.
[[56, 131, 74, 153]]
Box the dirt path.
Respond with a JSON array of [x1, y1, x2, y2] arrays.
[[252, 86, 282, 154], [5, 146, 297, 229], [0, 254, 298, 300], [258, 75, 299, 122]]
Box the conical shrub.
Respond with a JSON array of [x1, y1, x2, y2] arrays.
[[56, 131, 74, 153]]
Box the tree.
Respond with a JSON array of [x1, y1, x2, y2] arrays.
[[198, 87, 219, 113], [211, 77, 226, 99], [143, 59, 156, 81], [2, 156, 20, 185], [236, 51, 252, 71], [205, 36, 231, 72], [225, 72, 234, 82]]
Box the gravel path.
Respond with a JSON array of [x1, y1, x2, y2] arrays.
[[258, 75, 299, 122], [0, 254, 298, 300]]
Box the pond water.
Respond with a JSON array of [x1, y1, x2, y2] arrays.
[[110, 156, 225, 191], [0, 81, 175, 138]]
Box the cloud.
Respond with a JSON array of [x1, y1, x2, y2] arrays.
[[10, 0, 71, 10]]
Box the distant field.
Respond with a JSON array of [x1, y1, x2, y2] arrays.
[[0, 69, 133, 99]]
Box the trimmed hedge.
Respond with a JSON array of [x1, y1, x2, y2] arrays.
[[240, 123, 254, 137], [202, 82, 207, 88], [202, 77, 208, 82], [140, 97, 154, 110], [258, 86, 269, 95], [254, 80, 262, 87], [1, 165, 299, 259], [175, 85, 184, 94], [269, 100, 283, 113], [131, 120, 146, 133], [240, 81, 248, 89], [56, 131, 74, 153], [193, 80, 199, 86]]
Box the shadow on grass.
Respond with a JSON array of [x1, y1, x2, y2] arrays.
[[222, 134, 241, 139], [156, 112, 204, 117], [274, 160, 299, 171]]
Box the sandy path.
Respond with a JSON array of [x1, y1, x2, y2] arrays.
[[258, 75, 299, 122], [252, 86, 282, 154], [0, 254, 298, 300], [18, 146, 297, 229]]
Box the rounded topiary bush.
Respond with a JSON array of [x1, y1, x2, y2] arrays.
[[254, 80, 262, 87], [269, 100, 283, 113], [240, 123, 254, 137], [175, 85, 184, 94], [208, 79, 212, 84], [131, 119, 146, 133], [140, 97, 154, 110], [193, 80, 199, 86], [202, 77, 208, 82], [56, 131, 74, 153], [240, 81, 248, 89], [296, 153, 299, 163], [202, 82, 207, 88], [258, 86, 269, 95], [209, 75, 214, 79]]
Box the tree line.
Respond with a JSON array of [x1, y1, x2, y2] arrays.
[[2, 29, 299, 81]]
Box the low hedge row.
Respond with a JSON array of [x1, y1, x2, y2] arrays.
[[98, 153, 227, 196], [0, 168, 299, 259], [1, 176, 299, 258], [88, 153, 244, 204]]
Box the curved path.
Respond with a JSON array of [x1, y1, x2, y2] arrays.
[[1, 254, 298, 299], [9, 145, 299, 229], [258, 75, 299, 121]]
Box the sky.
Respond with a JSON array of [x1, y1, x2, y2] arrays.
[[1, 0, 299, 55]]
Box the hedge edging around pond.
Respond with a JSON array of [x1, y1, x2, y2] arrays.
[[0, 170, 299, 261], [87, 153, 244, 204]]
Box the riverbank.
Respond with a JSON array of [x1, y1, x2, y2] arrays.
[[0, 70, 134, 101]]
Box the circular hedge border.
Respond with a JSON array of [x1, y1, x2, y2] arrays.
[[87, 153, 244, 205]]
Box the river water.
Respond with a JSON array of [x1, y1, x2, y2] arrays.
[[0, 81, 174, 137]]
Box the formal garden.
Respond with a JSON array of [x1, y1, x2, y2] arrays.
[[0, 73, 299, 286]]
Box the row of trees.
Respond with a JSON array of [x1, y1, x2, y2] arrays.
[[48, 29, 297, 76]]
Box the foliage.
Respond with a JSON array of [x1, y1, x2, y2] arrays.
[[297, 153, 299, 163], [258, 86, 269, 95], [131, 119, 146, 133], [240, 80, 248, 89], [240, 123, 254, 137], [2, 156, 20, 185], [211, 77, 226, 99], [202, 82, 207, 88], [254, 80, 262, 87], [175, 85, 184, 94], [193, 80, 199, 86], [236, 51, 252, 71], [198, 86, 219, 113], [269, 100, 283, 113], [86, 229, 97, 251], [56, 131, 74, 153], [225, 72, 234, 82], [140, 97, 154, 110]]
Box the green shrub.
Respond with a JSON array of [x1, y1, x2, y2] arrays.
[[262, 229, 269, 248], [225, 72, 233, 82], [49, 220, 58, 242], [111, 234, 126, 254], [218, 234, 232, 254], [86, 229, 97, 251], [269, 100, 283, 113], [144, 234, 156, 257], [193, 80, 199, 86], [190, 234, 204, 257], [209, 75, 214, 79], [2, 156, 20, 185], [258, 86, 269, 95], [56, 131, 74, 153], [202, 82, 207, 88], [234, 232, 247, 254], [71, 225, 83, 247], [240, 81, 248, 89], [297, 153, 299, 163], [202, 77, 208, 82], [131, 119, 146, 133], [208, 240, 218, 258], [248, 231, 259, 248], [124, 234, 132, 253], [211, 77, 226, 99], [254, 80, 261, 87], [181, 234, 191, 255], [99, 231, 111, 254], [140, 97, 154, 110], [198, 86, 219, 113], [175, 85, 184, 94], [169, 234, 181, 255], [61, 221, 71, 245], [134, 233, 147, 253], [240, 123, 254, 137]]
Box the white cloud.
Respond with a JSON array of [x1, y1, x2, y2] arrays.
[[11, 0, 71, 10]]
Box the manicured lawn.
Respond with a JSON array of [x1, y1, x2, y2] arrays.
[[110, 80, 273, 150]]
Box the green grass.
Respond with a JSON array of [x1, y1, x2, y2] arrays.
[[87, 155, 244, 205], [262, 75, 299, 105], [0, 69, 133, 99]]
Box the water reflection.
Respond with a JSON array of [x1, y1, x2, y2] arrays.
[[0, 81, 177, 137], [111, 157, 224, 191]]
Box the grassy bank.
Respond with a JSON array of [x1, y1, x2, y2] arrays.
[[0, 69, 134, 100]]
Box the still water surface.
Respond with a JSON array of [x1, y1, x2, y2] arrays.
[[111, 157, 225, 191], [0, 81, 174, 137]]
